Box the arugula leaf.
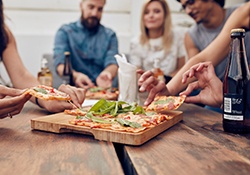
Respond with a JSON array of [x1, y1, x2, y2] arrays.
[[116, 118, 142, 128], [89, 87, 104, 92], [34, 87, 48, 94], [86, 112, 113, 124], [154, 98, 174, 105]]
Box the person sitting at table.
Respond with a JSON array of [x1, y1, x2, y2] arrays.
[[129, 0, 186, 83], [53, 0, 118, 89], [137, 1, 250, 106], [0, 0, 85, 119]]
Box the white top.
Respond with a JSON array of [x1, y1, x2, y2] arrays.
[[129, 28, 187, 75]]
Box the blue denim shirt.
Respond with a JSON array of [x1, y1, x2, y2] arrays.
[[53, 19, 118, 84]]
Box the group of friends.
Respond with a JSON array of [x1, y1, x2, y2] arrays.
[[0, 0, 250, 119]]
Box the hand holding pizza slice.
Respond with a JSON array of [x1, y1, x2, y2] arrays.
[[24, 85, 86, 113], [25, 85, 71, 101]]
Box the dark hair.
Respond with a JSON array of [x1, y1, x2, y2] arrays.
[[176, 0, 225, 7], [0, 0, 8, 57]]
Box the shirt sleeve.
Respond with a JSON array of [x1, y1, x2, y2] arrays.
[[103, 32, 119, 67], [53, 26, 71, 70]]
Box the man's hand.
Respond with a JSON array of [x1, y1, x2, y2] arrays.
[[73, 72, 95, 89], [96, 71, 112, 88], [180, 61, 223, 107]]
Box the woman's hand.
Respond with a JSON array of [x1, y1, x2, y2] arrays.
[[180, 61, 223, 107], [0, 85, 31, 119], [40, 84, 86, 113], [137, 69, 168, 106]]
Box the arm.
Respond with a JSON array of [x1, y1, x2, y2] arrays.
[[184, 33, 199, 58], [166, 2, 250, 95], [96, 32, 119, 88], [139, 2, 250, 105], [2, 27, 85, 113]]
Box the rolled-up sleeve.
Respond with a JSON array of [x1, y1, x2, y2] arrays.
[[103, 32, 118, 67], [53, 27, 71, 70]]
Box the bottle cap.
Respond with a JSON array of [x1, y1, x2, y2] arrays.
[[231, 28, 245, 33], [41, 57, 48, 68], [231, 28, 245, 37], [64, 51, 70, 56]]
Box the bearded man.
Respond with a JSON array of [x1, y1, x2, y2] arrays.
[[54, 0, 118, 88]]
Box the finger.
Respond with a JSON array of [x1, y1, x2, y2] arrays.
[[182, 70, 191, 83], [136, 69, 145, 75], [138, 70, 154, 85], [0, 95, 30, 118], [139, 76, 159, 92], [0, 86, 23, 97], [179, 81, 200, 96], [68, 85, 86, 107], [144, 81, 166, 106], [60, 85, 86, 107], [184, 95, 202, 104]]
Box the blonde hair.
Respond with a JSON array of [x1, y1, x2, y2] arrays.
[[82, 0, 106, 4], [140, 0, 173, 53]]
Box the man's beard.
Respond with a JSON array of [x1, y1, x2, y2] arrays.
[[81, 15, 100, 33]]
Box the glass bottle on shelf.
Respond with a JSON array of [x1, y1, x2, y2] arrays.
[[62, 51, 74, 86], [37, 56, 53, 87], [222, 28, 250, 134], [153, 58, 165, 82]]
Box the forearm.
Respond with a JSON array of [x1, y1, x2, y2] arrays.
[[103, 64, 118, 79]]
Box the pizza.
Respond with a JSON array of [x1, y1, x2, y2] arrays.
[[85, 86, 118, 100], [65, 99, 174, 133], [146, 95, 186, 111], [25, 85, 71, 101]]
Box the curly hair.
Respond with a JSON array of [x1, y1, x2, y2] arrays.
[[176, 0, 225, 7]]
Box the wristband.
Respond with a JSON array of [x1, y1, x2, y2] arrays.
[[35, 97, 43, 108]]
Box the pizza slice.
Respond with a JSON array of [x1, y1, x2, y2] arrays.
[[86, 86, 118, 100], [25, 85, 71, 101], [146, 95, 186, 111]]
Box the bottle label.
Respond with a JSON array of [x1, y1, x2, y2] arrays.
[[62, 76, 70, 85], [38, 76, 52, 87], [223, 94, 244, 121]]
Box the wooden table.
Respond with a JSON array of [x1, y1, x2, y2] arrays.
[[1, 102, 250, 175]]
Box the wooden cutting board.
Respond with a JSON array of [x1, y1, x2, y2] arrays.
[[31, 111, 183, 145]]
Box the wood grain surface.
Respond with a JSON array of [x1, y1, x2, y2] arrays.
[[120, 104, 250, 175], [0, 102, 124, 175]]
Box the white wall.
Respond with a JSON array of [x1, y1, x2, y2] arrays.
[[0, 0, 246, 84]]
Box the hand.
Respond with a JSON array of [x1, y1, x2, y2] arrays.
[[137, 69, 168, 106], [74, 72, 95, 89], [40, 84, 86, 113], [96, 71, 112, 89], [179, 61, 223, 107], [0, 85, 31, 119]]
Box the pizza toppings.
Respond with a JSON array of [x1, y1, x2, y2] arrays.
[[146, 95, 186, 111], [66, 99, 175, 133], [25, 85, 71, 101], [86, 86, 118, 100]]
